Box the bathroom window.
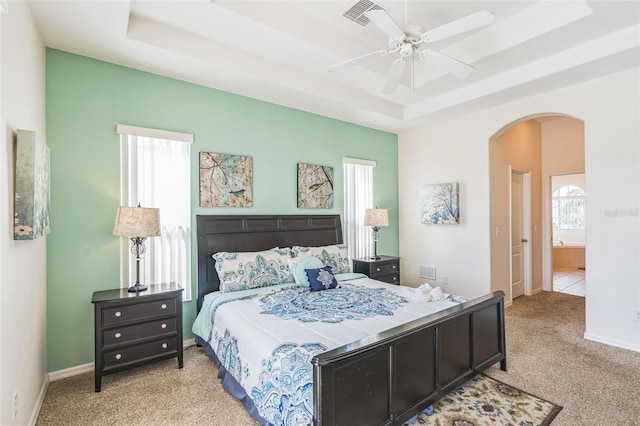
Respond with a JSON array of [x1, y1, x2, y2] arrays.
[[552, 185, 585, 230]]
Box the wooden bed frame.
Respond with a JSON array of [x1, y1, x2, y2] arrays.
[[196, 214, 506, 426]]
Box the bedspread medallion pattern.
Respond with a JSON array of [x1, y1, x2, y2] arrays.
[[259, 284, 409, 323], [252, 343, 328, 426], [214, 329, 249, 382]]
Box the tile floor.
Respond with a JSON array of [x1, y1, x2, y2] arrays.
[[553, 267, 586, 297]]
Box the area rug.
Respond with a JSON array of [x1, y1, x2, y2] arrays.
[[407, 374, 562, 426]]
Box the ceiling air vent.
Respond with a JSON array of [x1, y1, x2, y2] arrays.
[[343, 0, 383, 27]]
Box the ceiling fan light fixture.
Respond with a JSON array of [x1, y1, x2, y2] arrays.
[[330, 7, 494, 94], [399, 43, 414, 58]]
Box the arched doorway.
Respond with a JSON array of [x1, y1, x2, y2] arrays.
[[489, 113, 585, 306]]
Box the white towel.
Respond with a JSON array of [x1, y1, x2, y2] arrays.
[[401, 283, 448, 302], [428, 286, 447, 301]]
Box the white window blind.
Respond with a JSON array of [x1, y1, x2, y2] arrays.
[[343, 157, 375, 260], [117, 125, 192, 300]]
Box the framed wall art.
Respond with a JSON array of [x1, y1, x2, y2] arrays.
[[297, 163, 334, 209], [420, 182, 460, 224], [14, 129, 51, 240], [199, 152, 253, 207]]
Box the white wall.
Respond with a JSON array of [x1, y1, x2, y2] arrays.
[[1, 2, 48, 425], [399, 67, 640, 352], [489, 120, 543, 304]]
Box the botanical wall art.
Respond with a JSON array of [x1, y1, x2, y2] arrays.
[[297, 163, 334, 209], [199, 152, 253, 207], [420, 182, 460, 224], [14, 129, 51, 240]]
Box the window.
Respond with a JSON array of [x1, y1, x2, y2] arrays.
[[552, 185, 585, 230], [343, 157, 375, 260], [117, 125, 192, 300]]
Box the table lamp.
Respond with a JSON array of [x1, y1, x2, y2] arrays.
[[364, 208, 389, 260], [113, 204, 161, 292]]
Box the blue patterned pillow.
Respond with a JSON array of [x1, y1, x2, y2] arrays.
[[305, 266, 338, 292], [291, 244, 351, 274], [213, 248, 294, 293], [288, 256, 324, 287]]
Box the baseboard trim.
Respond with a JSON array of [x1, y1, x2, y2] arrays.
[[49, 362, 94, 381], [531, 286, 544, 295], [584, 332, 640, 353], [49, 338, 198, 381], [29, 373, 49, 426]]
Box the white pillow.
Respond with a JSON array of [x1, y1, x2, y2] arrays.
[[213, 248, 294, 293], [291, 244, 351, 274], [288, 256, 324, 287]]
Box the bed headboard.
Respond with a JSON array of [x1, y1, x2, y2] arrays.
[[196, 214, 343, 312]]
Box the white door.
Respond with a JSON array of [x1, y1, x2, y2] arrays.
[[511, 172, 525, 298]]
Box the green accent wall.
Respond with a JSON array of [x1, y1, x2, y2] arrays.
[[46, 49, 398, 372]]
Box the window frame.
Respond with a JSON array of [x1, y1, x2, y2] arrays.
[[552, 184, 586, 230], [343, 157, 376, 261], [116, 124, 193, 301]]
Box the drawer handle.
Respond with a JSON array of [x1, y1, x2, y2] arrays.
[[392, 265, 397, 269], [375, 267, 381, 272], [392, 276, 397, 281], [115, 311, 122, 317], [115, 332, 122, 339], [162, 343, 168, 349], [115, 354, 122, 360], [161, 323, 167, 329], [161, 304, 167, 310]]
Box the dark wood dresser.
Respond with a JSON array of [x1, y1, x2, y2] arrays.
[[352, 255, 400, 285], [91, 283, 183, 391]]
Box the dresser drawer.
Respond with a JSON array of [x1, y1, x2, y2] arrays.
[[103, 337, 177, 369], [103, 317, 177, 347], [377, 273, 400, 285], [371, 262, 399, 277], [353, 257, 401, 285], [102, 298, 176, 326]]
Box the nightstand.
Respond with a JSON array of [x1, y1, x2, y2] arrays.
[[352, 256, 400, 285], [91, 283, 184, 392]]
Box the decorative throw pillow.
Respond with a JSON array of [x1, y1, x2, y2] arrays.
[[305, 266, 339, 292], [288, 256, 324, 287], [291, 244, 351, 274], [213, 248, 294, 293]]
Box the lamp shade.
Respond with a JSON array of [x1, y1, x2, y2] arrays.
[[364, 208, 389, 227], [113, 205, 161, 237]]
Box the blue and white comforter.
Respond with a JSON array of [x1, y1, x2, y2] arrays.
[[192, 274, 463, 426]]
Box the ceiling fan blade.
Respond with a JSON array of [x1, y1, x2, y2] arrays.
[[420, 49, 474, 78], [382, 58, 406, 94], [364, 9, 406, 40], [421, 10, 494, 43], [328, 50, 388, 72]]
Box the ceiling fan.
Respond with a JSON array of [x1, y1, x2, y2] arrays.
[[329, 8, 495, 94]]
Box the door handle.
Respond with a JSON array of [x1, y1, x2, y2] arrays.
[[521, 238, 529, 243]]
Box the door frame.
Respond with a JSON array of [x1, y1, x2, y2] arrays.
[[542, 170, 585, 291], [509, 166, 532, 298]]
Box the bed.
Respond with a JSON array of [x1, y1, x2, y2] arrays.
[[193, 214, 506, 426]]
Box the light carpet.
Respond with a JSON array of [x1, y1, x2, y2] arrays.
[[37, 292, 640, 425]]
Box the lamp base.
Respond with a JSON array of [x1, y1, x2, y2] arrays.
[[127, 283, 148, 293]]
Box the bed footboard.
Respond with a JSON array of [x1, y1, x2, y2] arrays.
[[312, 291, 506, 426]]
